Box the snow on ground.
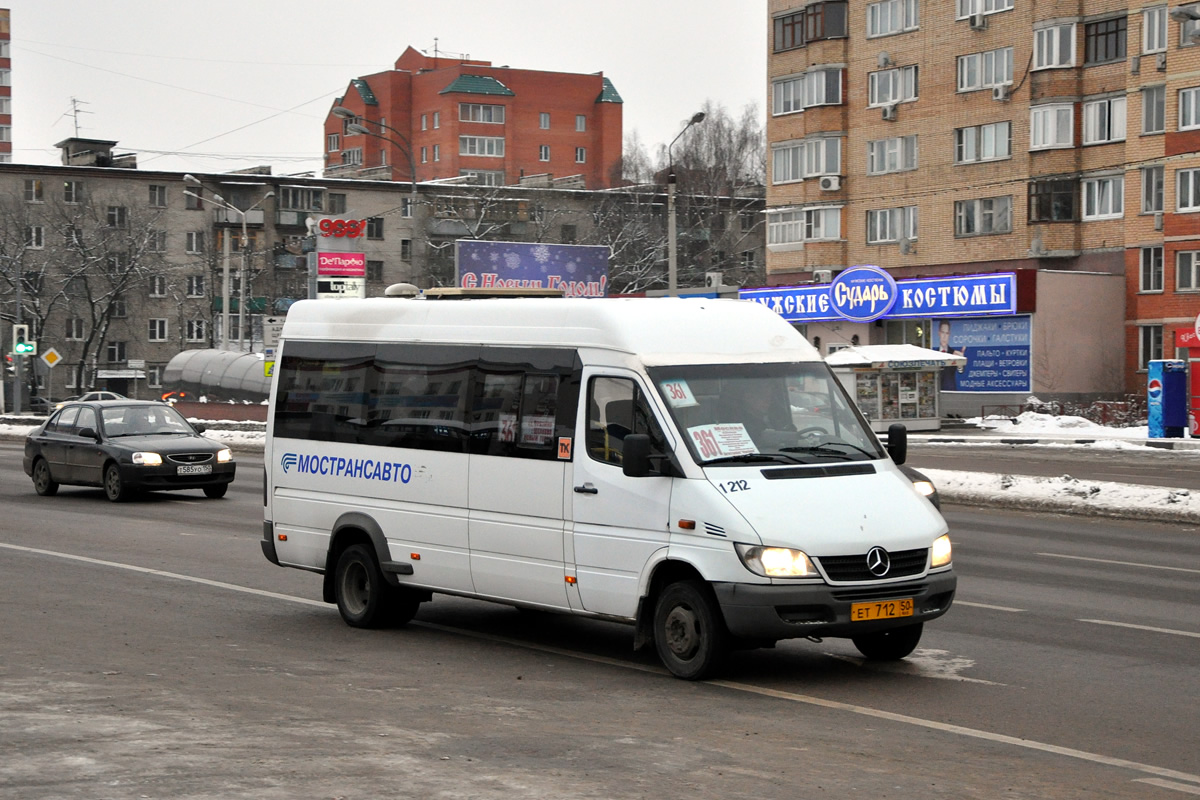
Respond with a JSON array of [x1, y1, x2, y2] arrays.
[[967, 411, 1150, 439]]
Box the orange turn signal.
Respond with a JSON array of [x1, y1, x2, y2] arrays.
[[565, 575, 577, 584], [277, 534, 288, 541], [677, 520, 696, 530], [410, 553, 421, 560]]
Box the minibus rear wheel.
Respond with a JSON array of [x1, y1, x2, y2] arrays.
[[852, 622, 923, 660], [653, 580, 728, 680], [335, 544, 418, 628]]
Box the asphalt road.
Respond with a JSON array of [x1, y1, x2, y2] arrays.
[[2, 445, 1199, 798]]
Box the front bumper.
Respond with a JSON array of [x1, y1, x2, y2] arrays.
[[713, 569, 956, 641], [118, 461, 237, 491]]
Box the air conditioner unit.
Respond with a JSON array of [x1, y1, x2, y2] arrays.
[[704, 271, 724, 289], [969, 12, 987, 29], [1157, 52, 1168, 70], [1155, 211, 1164, 231], [1029, 235, 1046, 256], [882, 104, 898, 121], [992, 86, 1009, 101], [818, 175, 841, 191], [1131, 55, 1141, 74], [877, 51, 892, 69], [899, 238, 914, 255], [813, 269, 833, 284]]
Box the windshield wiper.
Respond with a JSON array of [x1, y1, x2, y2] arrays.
[[779, 442, 877, 459], [704, 453, 800, 466]]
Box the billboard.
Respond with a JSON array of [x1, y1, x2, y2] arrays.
[[936, 315, 1031, 393], [456, 240, 610, 297]]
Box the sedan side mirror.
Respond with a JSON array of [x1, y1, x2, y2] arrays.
[[886, 423, 907, 465], [76, 427, 100, 441], [192, 423, 206, 434]]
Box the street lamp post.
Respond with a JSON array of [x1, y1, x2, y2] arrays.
[[667, 111, 706, 297], [330, 106, 418, 198], [183, 175, 273, 351]]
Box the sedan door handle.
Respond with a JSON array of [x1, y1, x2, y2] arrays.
[[573, 483, 598, 495]]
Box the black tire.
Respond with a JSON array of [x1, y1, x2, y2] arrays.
[[32, 459, 59, 496], [203, 483, 228, 499], [652, 580, 728, 680], [104, 463, 131, 502], [852, 622, 924, 661], [334, 544, 421, 628]]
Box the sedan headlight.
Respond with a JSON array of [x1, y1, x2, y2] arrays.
[[216, 448, 233, 463], [132, 452, 162, 466], [735, 543, 819, 578], [931, 534, 952, 568]]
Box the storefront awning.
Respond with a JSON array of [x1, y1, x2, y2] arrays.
[[825, 344, 966, 370]]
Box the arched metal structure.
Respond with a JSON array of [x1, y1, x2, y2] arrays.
[[161, 349, 271, 403]]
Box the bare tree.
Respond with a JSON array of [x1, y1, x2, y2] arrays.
[[582, 187, 668, 294]]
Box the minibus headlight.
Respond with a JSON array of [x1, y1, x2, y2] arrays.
[[912, 480, 936, 498], [931, 534, 952, 568], [216, 448, 233, 463], [735, 543, 819, 578], [132, 452, 162, 466]]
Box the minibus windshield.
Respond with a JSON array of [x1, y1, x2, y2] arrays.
[[647, 362, 884, 466]]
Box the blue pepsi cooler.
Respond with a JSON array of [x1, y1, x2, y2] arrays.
[[1147, 360, 1188, 438]]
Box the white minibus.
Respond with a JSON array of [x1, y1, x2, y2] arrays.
[[261, 294, 955, 679]]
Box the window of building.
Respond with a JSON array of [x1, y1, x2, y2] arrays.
[[1180, 4, 1200, 44], [460, 103, 505, 123], [420, 146, 428, 164], [1030, 104, 1074, 149], [1082, 176, 1124, 219], [433, 111, 440, 129], [433, 144, 440, 162], [186, 320, 207, 342], [957, 47, 1013, 91], [0, 125, 9, 142], [1140, 246, 1164, 292], [401, 239, 412, 261], [110, 295, 127, 319], [279, 187, 323, 211], [146, 229, 166, 253], [460, 136, 505, 157], [955, 121, 1011, 163], [147, 366, 163, 389], [1082, 96, 1126, 144], [186, 275, 205, 297], [1178, 251, 1200, 290], [185, 187, 204, 210], [772, 68, 843, 114], [575, 114, 586, 132], [772, 137, 841, 183], [866, 206, 918, 243], [106, 341, 127, 363], [868, 65, 918, 106], [539, 144, 550, 161], [561, 224, 578, 243], [341, 148, 363, 166], [773, 1, 849, 49], [956, 0, 1013, 19], [540, 112, 550, 129], [366, 217, 383, 239], [462, 169, 505, 186], [421, 114, 428, 131], [955, 196, 1012, 236], [63, 180, 83, 204], [867, 135, 918, 175], [1178, 168, 1200, 211], [148, 318, 168, 342], [340, 115, 362, 136], [327, 133, 339, 152], [366, 260, 384, 282], [1139, 325, 1163, 370], [575, 147, 586, 163], [767, 207, 842, 245], [1142, 166, 1164, 213], [186, 231, 205, 253], [24, 179, 43, 203], [1084, 16, 1126, 64], [1144, 6, 1168, 52], [1028, 179, 1077, 222], [65, 318, 84, 341], [107, 206, 128, 228], [0, 97, 8, 114], [142, 184, 165, 208], [1033, 24, 1075, 69], [149, 274, 167, 297], [1180, 86, 1200, 130], [867, 0, 919, 37], [0, 69, 9, 87], [327, 193, 347, 214], [25, 225, 44, 249], [1143, 85, 1166, 134], [401, 197, 414, 218]]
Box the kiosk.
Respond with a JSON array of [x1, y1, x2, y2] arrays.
[[826, 344, 966, 432]]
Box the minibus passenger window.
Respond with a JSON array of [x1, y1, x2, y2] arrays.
[[587, 377, 667, 467]]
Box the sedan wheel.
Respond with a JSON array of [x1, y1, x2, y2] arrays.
[[203, 484, 228, 499], [32, 459, 59, 496], [104, 463, 131, 502]]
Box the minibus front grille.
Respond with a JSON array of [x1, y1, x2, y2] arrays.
[[761, 463, 877, 480], [830, 584, 925, 603], [818, 548, 928, 582]]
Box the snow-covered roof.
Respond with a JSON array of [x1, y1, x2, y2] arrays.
[[825, 344, 966, 369]]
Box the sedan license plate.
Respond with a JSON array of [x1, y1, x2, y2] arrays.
[[851, 598, 913, 622], [176, 464, 212, 476]]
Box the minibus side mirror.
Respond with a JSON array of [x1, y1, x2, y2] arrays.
[[622, 434, 652, 477], [886, 423, 907, 465]]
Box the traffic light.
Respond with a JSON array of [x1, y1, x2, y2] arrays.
[[12, 324, 36, 356]]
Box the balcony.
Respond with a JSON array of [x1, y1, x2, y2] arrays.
[[276, 210, 310, 228], [214, 207, 265, 226]]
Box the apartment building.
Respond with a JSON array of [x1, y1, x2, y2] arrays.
[[1, 9, 11, 164], [765, 0, 1200, 409], [324, 46, 624, 190]]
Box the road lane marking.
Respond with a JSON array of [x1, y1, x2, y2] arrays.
[[1136, 779, 1200, 795], [1039, 552, 1200, 575], [955, 600, 1025, 612], [5, 540, 1199, 788], [1079, 619, 1200, 639]]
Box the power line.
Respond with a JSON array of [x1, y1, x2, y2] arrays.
[[15, 37, 388, 69]]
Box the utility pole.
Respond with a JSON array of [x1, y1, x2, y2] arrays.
[[12, 272, 24, 413]]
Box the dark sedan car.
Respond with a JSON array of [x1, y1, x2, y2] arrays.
[[23, 400, 236, 501]]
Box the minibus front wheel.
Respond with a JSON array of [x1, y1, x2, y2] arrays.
[[852, 622, 923, 661], [653, 580, 729, 680], [335, 544, 420, 628]]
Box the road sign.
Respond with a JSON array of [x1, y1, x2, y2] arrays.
[[263, 316, 286, 347], [317, 277, 366, 299], [264, 361, 275, 378], [41, 348, 61, 368]]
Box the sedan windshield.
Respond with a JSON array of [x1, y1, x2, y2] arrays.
[[100, 405, 195, 437], [647, 362, 883, 466]]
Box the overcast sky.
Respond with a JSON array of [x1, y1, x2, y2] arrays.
[[7, 0, 766, 176]]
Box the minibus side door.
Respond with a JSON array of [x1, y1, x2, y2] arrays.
[[569, 371, 673, 618]]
